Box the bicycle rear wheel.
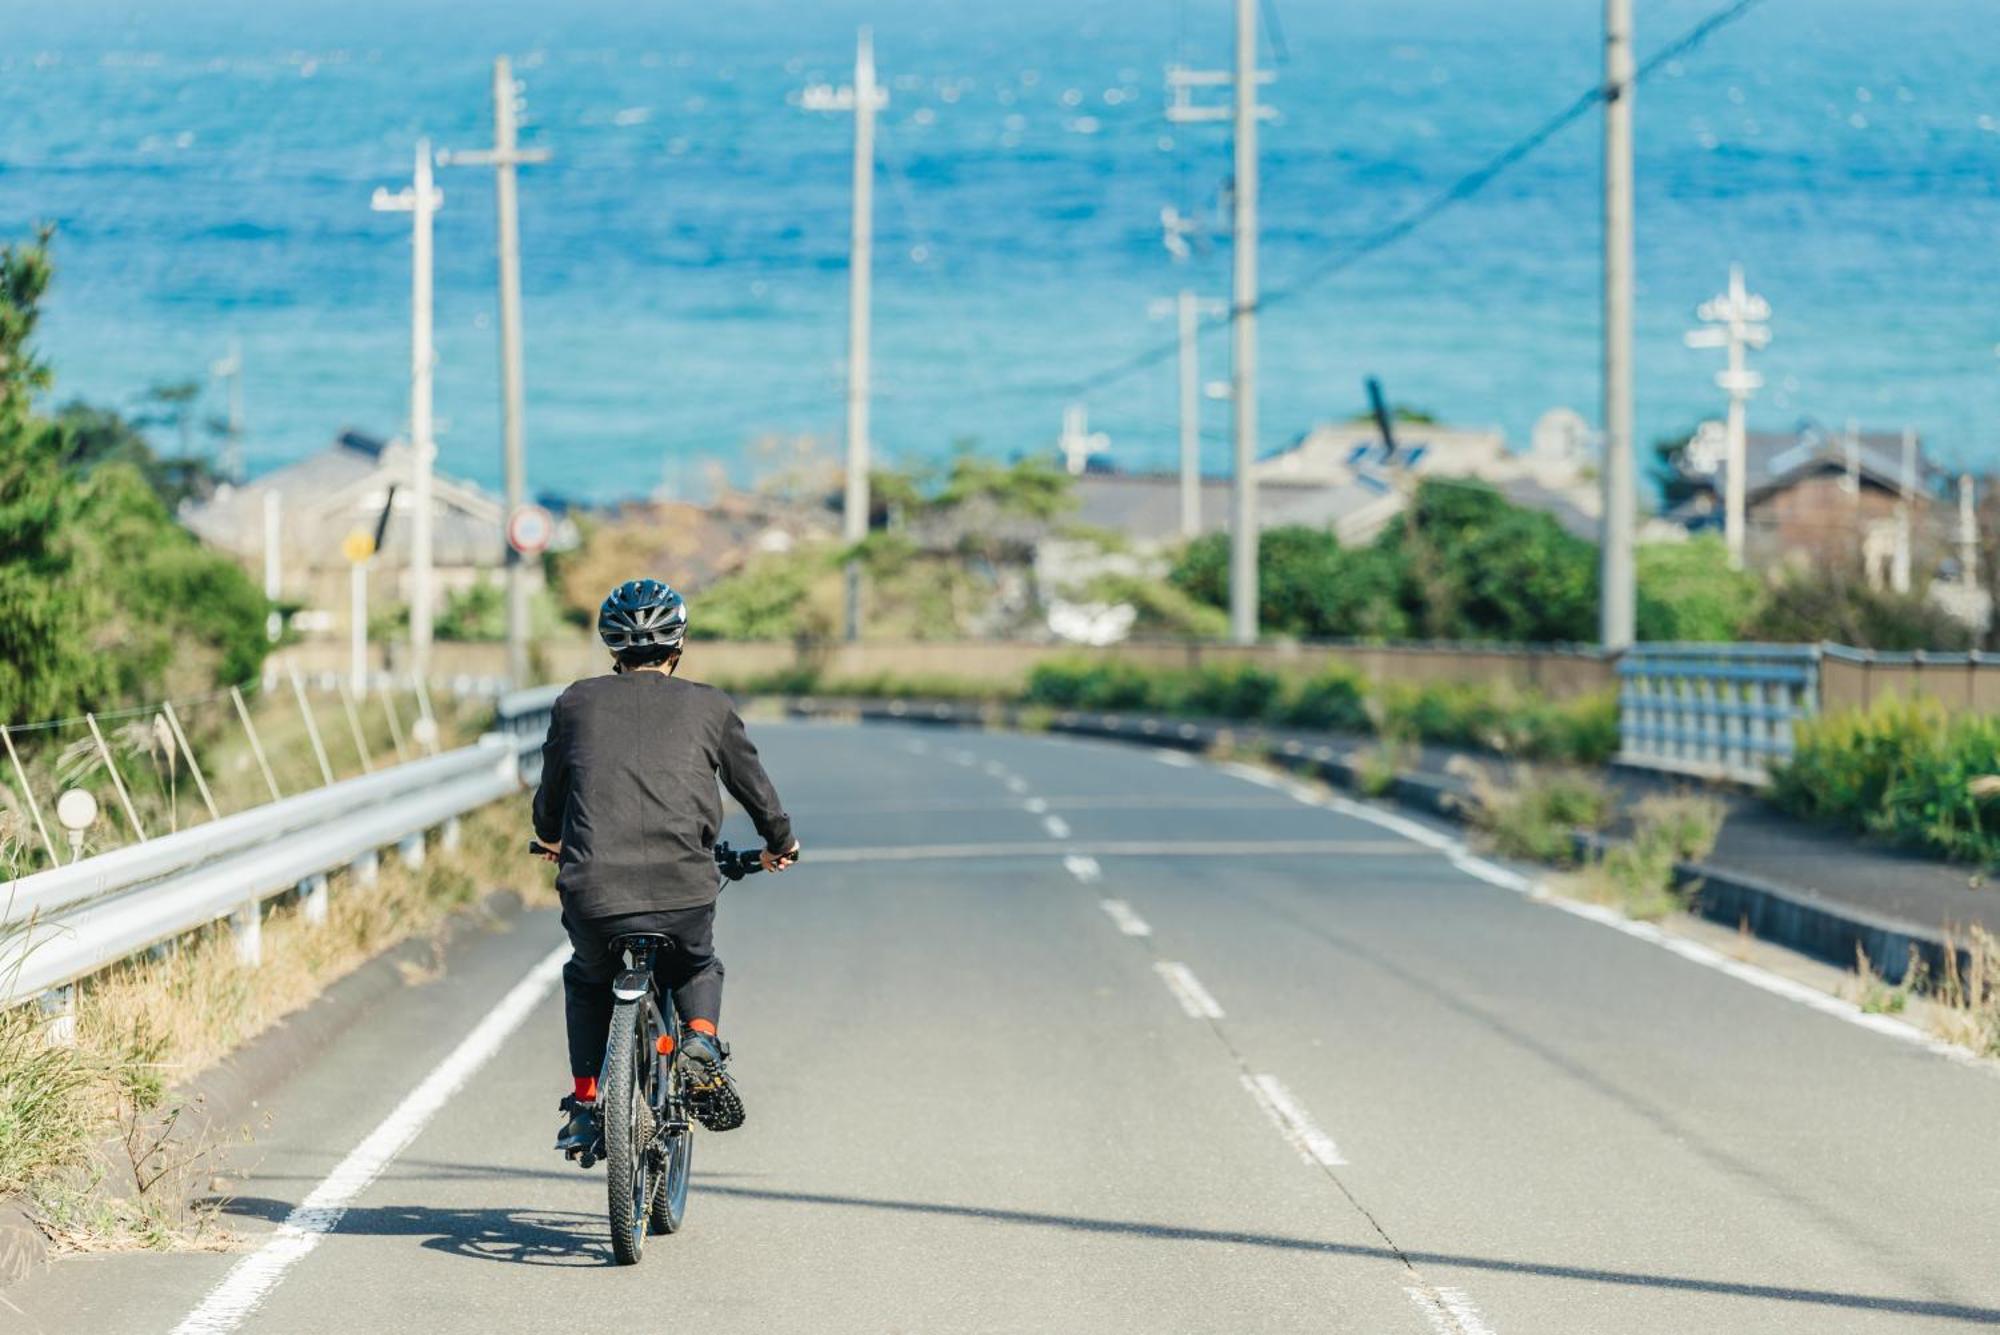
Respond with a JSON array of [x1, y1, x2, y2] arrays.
[[603, 998, 654, 1265], [650, 1059, 692, 1235]]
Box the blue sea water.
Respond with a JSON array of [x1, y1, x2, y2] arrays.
[[2, 0, 1996, 501]]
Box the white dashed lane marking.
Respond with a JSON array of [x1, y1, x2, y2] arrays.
[[1042, 814, 1071, 839], [1098, 898, 1151, 936], [1406, 1286, 1498, 1335], [1239, 1073, 1346, 1166], [1063, 854, 1103, 884], [1153, 961, 1225, 1019]]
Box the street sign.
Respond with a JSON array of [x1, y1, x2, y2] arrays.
[[341, 529, 376, 564], [507, 504, 555, 557]]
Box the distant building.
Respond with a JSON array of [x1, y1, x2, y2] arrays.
[[182, 429, 520, 641], [1664, 421, 1944, 582], [1066, 408, 1608, 550]]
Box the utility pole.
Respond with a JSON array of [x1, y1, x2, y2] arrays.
[[441, 58, 550, 687], [1893, 425, 1917, 594], [1685, 263, 1771, 570], [1960, 474, 1979, 591], [210, 339, 245, 483], [1600, 0, 1637, 649], [1150, 292, 1227, 538], [372, 137, 444, 679], [804, 30, 887, 642], [1166, 6, 1274, 644], [262, 489, 283, 643]]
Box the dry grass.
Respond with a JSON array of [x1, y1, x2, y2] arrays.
[[1927, 926, 2000, 1058], [1452, 758, 1614, 866], [1573, 793, 1727, 921], [1, 795, 538, 1250]]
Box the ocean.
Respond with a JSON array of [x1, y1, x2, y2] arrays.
[[2, 0, 1996, 502]]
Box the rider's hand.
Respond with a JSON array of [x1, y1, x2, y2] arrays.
[[533, 838, 562, 864], [760, 841, 800, 873]]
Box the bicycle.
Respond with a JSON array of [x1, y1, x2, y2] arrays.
[[530, 840, 775, 1265]]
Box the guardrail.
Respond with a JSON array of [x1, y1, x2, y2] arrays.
[[2, 730, 537, 1019], [1616, 643, 1819, 786], [495, 684, 562, 785]]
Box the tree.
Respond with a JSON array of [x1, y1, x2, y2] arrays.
[[55, 399, 222, 509], [1635, 537, 1760, 642], [0, 230, 269, 721]]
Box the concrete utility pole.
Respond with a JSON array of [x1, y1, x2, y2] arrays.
[[262, 489, 283, 643], [1227, 0, 1262, 645], [1685, 263, 1771, 570], [804, 30, 887, 643], [372, 138, 445, 679], [1893, 425, 1918, 593], [1150, 292, 1227, 538], [1165, 8, 1275, 644], [1960, 474, 1979, 591], [210, 339, 245, 483], [1600, 0, 1637, 648], [441, 58, 551, 687]]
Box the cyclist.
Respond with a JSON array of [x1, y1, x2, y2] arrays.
[[531, 579, 799, 1155]]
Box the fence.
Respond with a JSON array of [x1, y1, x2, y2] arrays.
[[1616, 644, 1820, 786], [1, 724, 538, 1023]]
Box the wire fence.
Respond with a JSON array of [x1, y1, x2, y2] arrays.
[[0, 671, 490, 880]]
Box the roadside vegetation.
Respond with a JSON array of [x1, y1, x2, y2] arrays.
[[0, 798, 537, 1249], [0, 230, 273, 724], [1771, 696, 2000, 865]]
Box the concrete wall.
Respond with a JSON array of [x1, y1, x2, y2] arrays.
[[273, 637, 1616, 698], [1818, 653, 2000, 717]]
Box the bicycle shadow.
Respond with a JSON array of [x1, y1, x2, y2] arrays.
[[213, 1197, 615, 1269]]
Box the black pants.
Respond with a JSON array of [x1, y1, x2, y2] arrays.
[[561, 903, 723, 1080]]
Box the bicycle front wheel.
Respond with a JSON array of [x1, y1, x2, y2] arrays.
[[602, 998, 654, 1265]]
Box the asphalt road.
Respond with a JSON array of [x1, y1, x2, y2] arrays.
[[10, 720, 2000, 1333]]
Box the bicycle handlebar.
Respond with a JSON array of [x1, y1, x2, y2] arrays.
[[526, 840, 797, 883]]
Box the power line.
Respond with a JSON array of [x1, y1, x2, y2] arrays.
[[1013, 0, 1777, 405]]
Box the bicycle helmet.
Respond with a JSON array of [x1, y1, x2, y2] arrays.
[[598, 579, 688, 653]]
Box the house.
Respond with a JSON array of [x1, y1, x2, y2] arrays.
[[181, 429, 521, 640], [1065, 408, 1608, 550], [1664, 421, 1945, 582]]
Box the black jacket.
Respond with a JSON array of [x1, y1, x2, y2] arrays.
[[531, 671, 793, 916]]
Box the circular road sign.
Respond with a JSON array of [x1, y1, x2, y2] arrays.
[[507, 504, 555, 557]]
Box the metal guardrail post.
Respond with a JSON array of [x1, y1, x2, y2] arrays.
[[351, 849, 380, 887], [230, 901, 263, 967], [440, 817, 462, 852], [300, 873, 329, 927], [398, 832, 426, 870], [39, 986, 77, 1047]]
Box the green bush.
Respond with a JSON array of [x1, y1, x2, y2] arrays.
[[1281, 668, 1370, 732], [1772, 697, 2000, 863], [1024, 660, 1160, 712], [1635, 537, 1760, 642], [1179, 663, 1283, 720]]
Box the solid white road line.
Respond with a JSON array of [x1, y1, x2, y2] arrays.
[[1239, 1073, 1346, 1166], [1099, 898, 1152, 936], [1042, 814, 1072, 839], [1154, 961, 1225, 1019], [172, 945, 571, 1335], [1153, 749, 1196, 767], [1406, 1286, 1499, 1335], [1063, 854, 1103, 884]]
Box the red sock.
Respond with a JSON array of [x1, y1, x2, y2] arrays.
[[574, 1076, 599, 1103], [687, 1018, 717, 1037]]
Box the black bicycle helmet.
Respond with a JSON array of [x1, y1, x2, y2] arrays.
[[598, 579, 688, 653]]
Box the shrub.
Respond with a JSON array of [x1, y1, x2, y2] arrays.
[[1179, 663, 1283, 720], [1282, 668, 1370, 732], [1457, 761, 1612, 866], [1023, 660, 1160, 711], [1772, 697, 2000, 863]]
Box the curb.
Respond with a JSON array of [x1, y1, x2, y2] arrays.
[[0, 886, 532, 1292], [783, 695, 1960, 985]]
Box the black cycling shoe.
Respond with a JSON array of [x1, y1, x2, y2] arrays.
[[679, 1033, 745, 1132], [556, 1095, 604, 1160]]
